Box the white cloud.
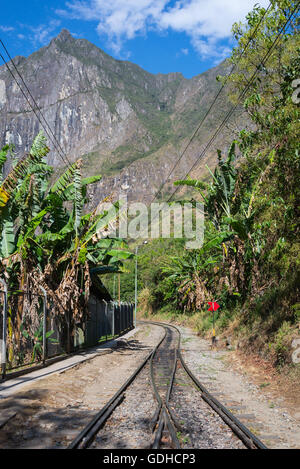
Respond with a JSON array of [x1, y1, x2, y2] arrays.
[[58, 0, 269, 59], [30, 20, 62, 46], [58, 0, 165, 55], [17, 20, 62, 47], [2, 21, 61, 49], [176, 47, 189, 58], [0, 25, 14, 33], [159, 0, 269, 60]]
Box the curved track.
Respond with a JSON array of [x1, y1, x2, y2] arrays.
[[68, 321, 267, 450]]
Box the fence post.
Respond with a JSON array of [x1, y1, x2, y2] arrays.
[[112, 302, 115, 337], [99, 300, 103, 342], [65, 310, 70, 354], [103, 300, 108, 342], [40, 286, 47, 365], [0, 278, 8, 380], [121, 302, 123, 333], [129, 303, 131, 328]]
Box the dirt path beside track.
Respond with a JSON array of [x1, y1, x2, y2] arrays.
[[1, 320, 299, 449], [0, 324, 163, 449], [178, 324, 300, 449]]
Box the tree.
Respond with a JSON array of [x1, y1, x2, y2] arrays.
[[0, 133, 132, 364]]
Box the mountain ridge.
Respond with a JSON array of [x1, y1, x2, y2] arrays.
[[0, 29, 242, 205]]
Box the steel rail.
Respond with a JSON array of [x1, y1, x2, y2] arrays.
[[149, 324, 181, 448], [152, 411, 165, 449], [76, 394, 125, 449], [69, 320, 267, 449], [141, 320, 267, 450], [164, 347, 184, 433], [68, 325, 167, 449], [178, 349, 267, 449]]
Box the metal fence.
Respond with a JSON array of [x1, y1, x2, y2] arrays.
[[82, 298, 133, 348], [0, 289, 48, 376], [0, 280, 134, 381]]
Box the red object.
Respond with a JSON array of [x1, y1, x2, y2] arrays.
[[208, 301, 220, 311]]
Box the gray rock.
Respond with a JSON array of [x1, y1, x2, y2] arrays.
[[0, 29, 241, 208]]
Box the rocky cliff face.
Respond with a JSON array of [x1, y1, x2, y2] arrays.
[[0, 29, 239, 205]]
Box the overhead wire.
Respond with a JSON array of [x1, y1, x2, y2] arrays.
[[167, 2, 299, 203], [0, 41, 72, 166], [149, 2, 272, 204]]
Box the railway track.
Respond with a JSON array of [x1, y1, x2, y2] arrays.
[[68, 321, 267, 450]]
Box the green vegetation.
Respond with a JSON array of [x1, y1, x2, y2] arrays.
[[0, 133, 132, 367], [2, 2, 298, 374], [117, 1, 300, 370]]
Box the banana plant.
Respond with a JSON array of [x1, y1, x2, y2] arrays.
[[0, 132, 131, 361], [175, 142, 238, 230], [20, 322, 58, 363]]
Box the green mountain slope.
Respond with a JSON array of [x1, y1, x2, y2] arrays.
[[0, 29, 242, 205]]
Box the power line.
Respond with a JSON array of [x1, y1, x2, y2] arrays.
[[0, 39, 72, 165], [167, 2, 299, 204], [149, 2, 272, 204], [0, 42, 72, 167], [133, 1, 299, 249]]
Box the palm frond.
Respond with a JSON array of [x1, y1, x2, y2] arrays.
[[30, 131, 49, 158], [0, 217, 15, 258], [0, 145, 10, 182], [50, 159, 83, 195], [59, 173, 102, 201], [73, 165, 82, 234], [81, 174, 102, 185], [174, 179, 207, 190], [0, 152, 41, 209]]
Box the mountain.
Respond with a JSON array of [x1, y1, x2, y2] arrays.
[[0, 29, 242, 206]]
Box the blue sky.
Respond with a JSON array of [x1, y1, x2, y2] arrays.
[[0, 0, 269, 78]]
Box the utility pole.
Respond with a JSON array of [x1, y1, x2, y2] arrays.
[[134, 241, 147, 328]]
